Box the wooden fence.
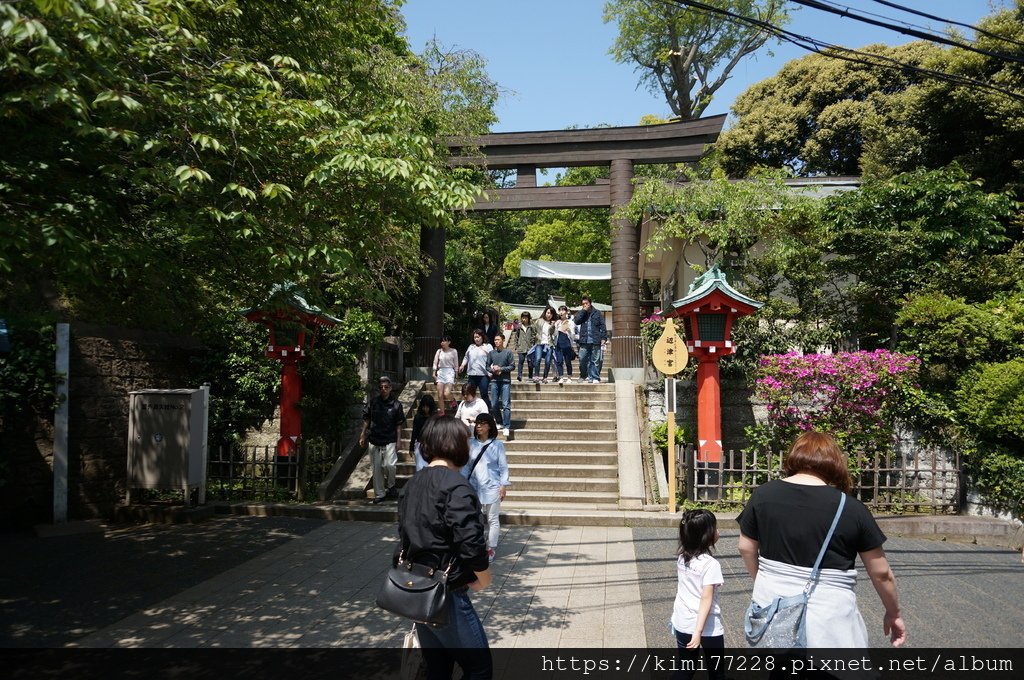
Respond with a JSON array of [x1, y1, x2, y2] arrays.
[[206, 441, 338, 503], [675, 443, 961, 514]]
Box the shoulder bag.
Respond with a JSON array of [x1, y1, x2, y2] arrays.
[[376, 547, 453, 627], [744, 492, 847, 648]]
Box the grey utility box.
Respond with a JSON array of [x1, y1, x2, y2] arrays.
[[126, 386, 210, 507]]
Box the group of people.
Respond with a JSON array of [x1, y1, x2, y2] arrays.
[[505, 298, 608, 384], [387, 427, 906, 680]]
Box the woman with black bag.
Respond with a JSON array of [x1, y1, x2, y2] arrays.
[[397, 415, 492, 679], [737, 431, 907, 649]]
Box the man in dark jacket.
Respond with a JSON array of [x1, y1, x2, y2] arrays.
[[574, 296, 608, 383], [359, 375, 404, 504], [487, 333, 515, 437]]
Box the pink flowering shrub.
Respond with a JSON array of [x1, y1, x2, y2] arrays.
[[748, 350, 922, 472], [640, 310, 665, 358]]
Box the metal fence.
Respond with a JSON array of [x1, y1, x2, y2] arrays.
[[675, 443, 961, 514], [206, 441, 339, 502]]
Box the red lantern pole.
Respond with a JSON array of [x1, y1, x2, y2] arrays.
[[278, 356, 302, 456], [696, 355, 723, 463]]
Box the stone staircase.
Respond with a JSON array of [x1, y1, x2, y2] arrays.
[[400, 377, 620, 510]]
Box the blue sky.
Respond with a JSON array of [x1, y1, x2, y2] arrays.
[[401, 0, 1011, 132]]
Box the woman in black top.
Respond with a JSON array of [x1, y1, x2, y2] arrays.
[[479, 311, 499, 347], [410, 394, 439, 471], [398, 416, 492, 679], [737, 431, 907, 648]]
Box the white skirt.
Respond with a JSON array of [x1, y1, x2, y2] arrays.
[[436, 367, 456, 384], [751, 556, 869, 648]]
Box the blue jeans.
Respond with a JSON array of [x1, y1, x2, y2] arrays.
[[416, 589, 491, 680], [554, 345, 574, 378], [535, 344, 554, 378], [673, 628, 725, 680], [578, 342, 602, 381], [489, 379, 511, 429], [467, 374, 490, 410], [516, 351, 533, 380]]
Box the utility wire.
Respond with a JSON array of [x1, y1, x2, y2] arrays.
[[868, 0, 1024, 49], [658, 0, 1024, 102], [787, 0, 1024, 64]]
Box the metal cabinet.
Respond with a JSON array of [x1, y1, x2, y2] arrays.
[[126, 386, 209, 506]]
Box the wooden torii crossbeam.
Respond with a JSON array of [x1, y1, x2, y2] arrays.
[[413, 115, 727, 368]]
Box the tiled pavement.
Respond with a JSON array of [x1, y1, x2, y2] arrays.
[[70, 522, 646, 649]]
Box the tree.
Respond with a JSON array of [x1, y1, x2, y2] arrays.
[[717, 42, 940, 177], [0, 0, 485, 333], [825, 165, 1017, 347], [604, 0, 788, 120], [718, 3, 1024, 191]]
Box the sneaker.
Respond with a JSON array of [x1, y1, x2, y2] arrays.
[[487, 548, 496, 563], [543, 377, 551, 383], [516, 376, 522, 382], [371, 496, 385, 505], [501, 427, 510, 437], [559, 377, 568, 384], [386, 486, 399, 499]]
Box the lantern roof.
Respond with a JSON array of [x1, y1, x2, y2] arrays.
[[668, 264, 763, 315], [240, 283, 342, 326]]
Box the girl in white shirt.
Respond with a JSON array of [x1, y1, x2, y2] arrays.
[[432, 334, 459, 414], [671, 509, 725, 680]]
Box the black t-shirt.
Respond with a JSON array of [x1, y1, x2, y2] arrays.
[[397, 466, 488, 588], [737, 480, 886, 571]]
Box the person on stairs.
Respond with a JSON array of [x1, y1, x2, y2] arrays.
[[359, 375, 404, 504]]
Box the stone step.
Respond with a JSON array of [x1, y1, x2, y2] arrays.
[[511, 429, 616, 442], [505, 489, 620, 504], [501, 501, 623, 513], [509, 463, 618, 478], [511, 418, 616, 431], [506, 451, 618, 465], [503, 407, 617, 419], [503, 440, 618, 453], [512, 476, 619, 493]]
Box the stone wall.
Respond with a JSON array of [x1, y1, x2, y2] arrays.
[[0, 323, 204, 525]]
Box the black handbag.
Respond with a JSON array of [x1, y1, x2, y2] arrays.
[[376, 550, 453, 626]]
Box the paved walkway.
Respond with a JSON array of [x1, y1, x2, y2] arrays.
[[70, 522, 645, 649], [5, 516, 1023, 650]]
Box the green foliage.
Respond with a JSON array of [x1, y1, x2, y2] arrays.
[[963, 443, 1024, 514], [718, 42, 939, 176], [603, 0, 789, 120], [956, 359, 1024, 446], [719, 5, 1024, 192], [300, 310, 384, 441], [896, 292, 1024, 389], [826, 165, 1017, 346], [651, 420, 688, 454], [0, 322, 60, 418]]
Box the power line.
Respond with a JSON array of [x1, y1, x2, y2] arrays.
[[787, 0, 1024, 64], [657, 0, 1024, 103], [867, 0, 1024, 49]]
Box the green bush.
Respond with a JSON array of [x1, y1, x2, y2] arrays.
[[963, 442, 1024, 514], [956, 359, 1024, 445], [651, 420, 688, 454]]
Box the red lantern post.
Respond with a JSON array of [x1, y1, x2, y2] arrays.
[[241, 285, 340, 456], [664, 266, 762, 463]]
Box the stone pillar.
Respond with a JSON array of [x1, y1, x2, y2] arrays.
[[609, 158, 640, 368], [415, 225, 446, 368]]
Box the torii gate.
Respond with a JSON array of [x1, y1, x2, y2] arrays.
[[412, 115, 727, 368]]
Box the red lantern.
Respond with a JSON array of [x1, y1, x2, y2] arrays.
[[665, 266, 762, 462], [241, 285, 340, 456]]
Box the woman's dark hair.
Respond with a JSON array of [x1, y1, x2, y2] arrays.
[[474, 412, 498, 440], [541, 305, 556, 321], [440, 334, 452, 344], [520, 311, 532, 322], [784, 431, 852, 493], [678, 509, 718, 564], [472, 329, 484, 342], [418, 393, 438, 417], [461, 383, 477, 398], [482, 311, 492, 324], [420, 416, 470, 467]]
